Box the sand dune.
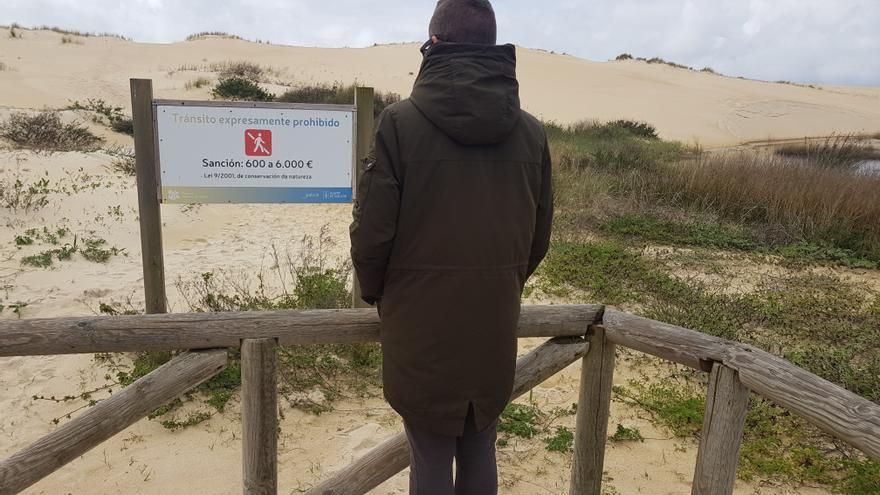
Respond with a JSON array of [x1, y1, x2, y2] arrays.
[[1, 29, 876, 494], [0, 30, 878, 146]]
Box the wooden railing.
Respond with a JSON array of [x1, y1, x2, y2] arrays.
[[0, 305, 877, 495]]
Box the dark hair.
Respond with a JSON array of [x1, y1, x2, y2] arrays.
[[429, 0, 497, 45]]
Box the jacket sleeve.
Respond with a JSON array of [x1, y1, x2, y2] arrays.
[[349, 109, 401, 305], [526, 136, 554, 279]]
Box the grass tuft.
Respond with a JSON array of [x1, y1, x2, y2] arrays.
[[0, 111, 102, 151], [775, 135, 880, 167], [185, 77, 212, 90]]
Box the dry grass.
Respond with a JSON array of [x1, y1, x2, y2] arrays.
[[0, 111, 103, 152], [775, 135, 880, 167], [60, 35, 83, 45], [657, 152, 880, 255], [548, 124, 880, 260], [185, 77, 212, 90]]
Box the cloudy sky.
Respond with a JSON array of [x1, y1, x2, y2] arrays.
[[2, 0, 878, 86]]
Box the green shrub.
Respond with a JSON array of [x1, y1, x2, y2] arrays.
[[277, 82, 401, 118], [214, 60, 265, 82], [21, 251, 55, 268], [604, 120, 658, 139], [544, 426, 574, 452], [14, 235, 33, 246], [81, 238, 124, 263], [0, 176, 51, 212], [613, 380, 705, 437], [68, 98, 134, 135], [609, 424, 644, 442], [615, 53, 633, 61], [110, 117, 133, 136], [0, 111, 102, 151], [498, 402, 542, 439], [212, 77, 273, 101]]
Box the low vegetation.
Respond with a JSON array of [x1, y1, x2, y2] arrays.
[[185, 77, 212, 90], [93, 229, 380, 426], [775, 135, 880, 166], [212, 77, 273, 102], [549, 121, 880, 263], [186, 32, 244, 41], [211, 60, 269, 82], [658, 152, 880, 261], [537, 120, 880, 492], [107, 148, 136, 176], [1, 24, 128, 40], [68, 98, 134, 136], [614, 53, 719, 75], [609, 424, 644, 443], [277, 83, 401, 118], [495, 401, 577, 452], [0, 173, 51, 212], [0, 111, 103, 151], [17, 229, 124, 268], [209, 73, 402, 117]]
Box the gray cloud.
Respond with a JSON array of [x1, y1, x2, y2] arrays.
[[1, 0, 877, 85]]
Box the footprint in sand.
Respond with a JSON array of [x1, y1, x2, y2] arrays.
[[344, 423, 383, 454]]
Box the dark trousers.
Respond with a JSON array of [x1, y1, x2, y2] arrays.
[[403, 403, 498, 495]]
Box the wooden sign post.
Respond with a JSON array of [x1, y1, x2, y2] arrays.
[[352, 87, 374, 308], [130, 78, 167, 315]]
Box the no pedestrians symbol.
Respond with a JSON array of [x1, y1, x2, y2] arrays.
[[245, 129, 272, 156]]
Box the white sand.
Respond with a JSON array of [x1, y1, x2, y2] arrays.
[[2, 28, 877, 494]]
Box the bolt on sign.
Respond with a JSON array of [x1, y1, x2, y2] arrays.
[[154, 101, 356, 204]]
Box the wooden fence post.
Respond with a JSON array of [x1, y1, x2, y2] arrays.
[[242, 339, 278, 495], [691, 362, 750, 495], [130, 78, 167, 314], [352, 87, 374, 309], [569, 325, 615, 495]]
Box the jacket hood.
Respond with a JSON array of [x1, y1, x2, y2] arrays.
[[410, 43, 521, 146]]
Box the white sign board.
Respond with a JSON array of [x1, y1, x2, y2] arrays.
[[154, 101, 355, 204]]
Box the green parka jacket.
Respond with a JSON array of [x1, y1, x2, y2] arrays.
[[350, 42, 553, 436]]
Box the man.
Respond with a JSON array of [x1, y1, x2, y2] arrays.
[[350, 0, 553, 493]]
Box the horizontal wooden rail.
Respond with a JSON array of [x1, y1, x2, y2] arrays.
[[0, 350, 228, 495], [0, 305, 603, 357], [603, 309, 880, 459], [306, 336, 589, 495], [2, 302, 878, 495]]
